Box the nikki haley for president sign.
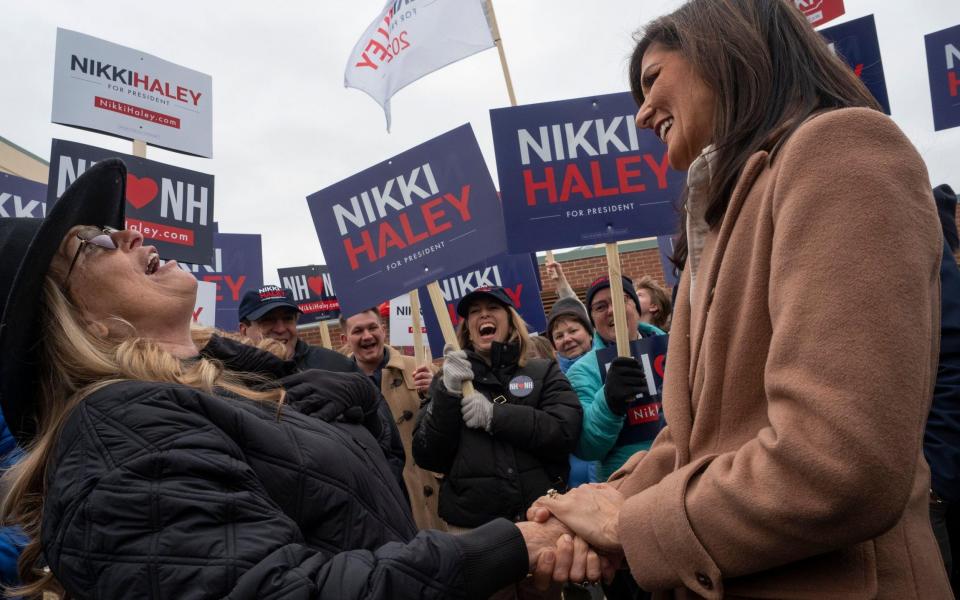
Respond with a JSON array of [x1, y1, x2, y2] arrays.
[[48, 138, 215, 265], [925, 24, 960, 132], [490, 91, 685, 254], [52, 28, 212, 158], [307, 124, 506, 317]]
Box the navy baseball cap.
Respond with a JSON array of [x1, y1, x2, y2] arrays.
[[456, 286, 516, 318], [238, 285, 302, 322]]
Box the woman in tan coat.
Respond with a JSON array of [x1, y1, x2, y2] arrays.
[[529, 0, 952, 597]]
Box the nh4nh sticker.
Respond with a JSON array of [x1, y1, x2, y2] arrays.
[[509, 375, 534, 398]]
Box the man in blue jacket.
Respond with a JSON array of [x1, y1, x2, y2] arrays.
[[567, 275, 665, 481]]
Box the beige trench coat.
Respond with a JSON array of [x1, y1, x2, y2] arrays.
[[378, 346, 446, 531], [609, 108, 951, 599]]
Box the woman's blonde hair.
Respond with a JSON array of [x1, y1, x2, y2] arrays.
[[1, 277, 283, 598], [455, 303, 531, 367]]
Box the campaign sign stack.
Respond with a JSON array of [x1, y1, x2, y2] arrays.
[[418, 252, 547, 351], [47, 139, 216, 264], [925, 24, 960, 132], [307, 124, 507, 317], [180, 229, 263, 330], [820, 15, 891, 114], [277, 264, 341, 325], [0, 172, 48, 219], [490, 91, 685, 254], [597, 335, 670, 446]]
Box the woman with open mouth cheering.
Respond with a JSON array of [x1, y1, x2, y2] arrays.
[[413, 287, 584, 598]]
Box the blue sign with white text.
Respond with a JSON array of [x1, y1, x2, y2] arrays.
[[48, 138, 216, 264], [307, 124, 506, 317], [925, 24, 960, 132], [820, 14, 891, 114], [490, 91, 685, 254], [419, 252, 547, 351], [0, 172, 48, 219], [179, 229, 263, 330], [277, 264, 341, 325], [597, 335, 669, 445]]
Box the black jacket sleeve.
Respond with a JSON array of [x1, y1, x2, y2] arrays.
[[412, 378, 464, 474], [490, 360, 582, 460], [43, 385, 528, 600], [200, 334, 297, 379], [376, 394, 409, 496]]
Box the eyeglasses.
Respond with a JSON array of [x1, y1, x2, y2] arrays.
[[590, 294, 633, 315], [63, 226, 119, 289]]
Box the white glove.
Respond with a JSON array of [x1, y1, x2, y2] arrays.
[[442, 344, 473, 397], [461, 392, 494, 432]]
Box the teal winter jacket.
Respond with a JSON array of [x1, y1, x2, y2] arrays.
[[568, 323, 665, 480]]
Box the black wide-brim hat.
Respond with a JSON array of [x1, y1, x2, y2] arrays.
[[0, 158, 126, 444], [455, 286, 516, 318]]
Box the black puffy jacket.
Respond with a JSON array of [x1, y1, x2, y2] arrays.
[[412, 343, 582, 527], [203, 335, 408, 497], [40, 376, 528, 599]]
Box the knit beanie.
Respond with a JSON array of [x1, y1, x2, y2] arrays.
[[584, 275, 641, 324], [546, 296, 594, 341]]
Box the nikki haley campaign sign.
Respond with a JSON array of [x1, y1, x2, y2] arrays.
[[277, 264, 341, 324], [307, 123, 506, 317], [418, 251, 547, 351], [925, 24, 960, 132], [0, 172, 48, 219], [820, 15, 891, 115], [179, 230, 263, 330], [490, 91, 685, 254], [47, 138, 215, 264], [52, 28, 213, 158]]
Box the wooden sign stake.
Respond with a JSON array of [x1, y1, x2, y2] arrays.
[[132, 139, 147, 158], [604, 242, 631, 358], [427, 281, 475, 396], [318, 321, 332, 350], [409, 289, 429, 365]]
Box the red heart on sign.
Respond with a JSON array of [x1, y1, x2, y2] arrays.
[[307, 275, 324, 297], [126, 174, 159, 209]]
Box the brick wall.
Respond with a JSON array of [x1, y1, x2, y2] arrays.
[[299, 321, 349, 354], [536, 244, 671, 315]]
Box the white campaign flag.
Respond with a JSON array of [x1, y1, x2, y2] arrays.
[[344, 0, 495, 130]]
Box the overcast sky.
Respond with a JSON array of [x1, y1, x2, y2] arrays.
[[1, 0, 957, 284]]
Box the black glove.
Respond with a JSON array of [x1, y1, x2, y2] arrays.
[[604, 357, 646, 416], [280, 370, 382, 437], [200, 334, 296, 379]]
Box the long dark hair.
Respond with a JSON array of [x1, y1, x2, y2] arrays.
[[629, 0, 881, 269]]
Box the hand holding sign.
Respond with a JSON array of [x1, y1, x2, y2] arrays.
[[441, 343, 474, 397], [413, 365, 433, 394], [604, 357, 646, 416]]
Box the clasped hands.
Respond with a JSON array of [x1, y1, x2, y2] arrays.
[[519, 482, 627, 589]]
